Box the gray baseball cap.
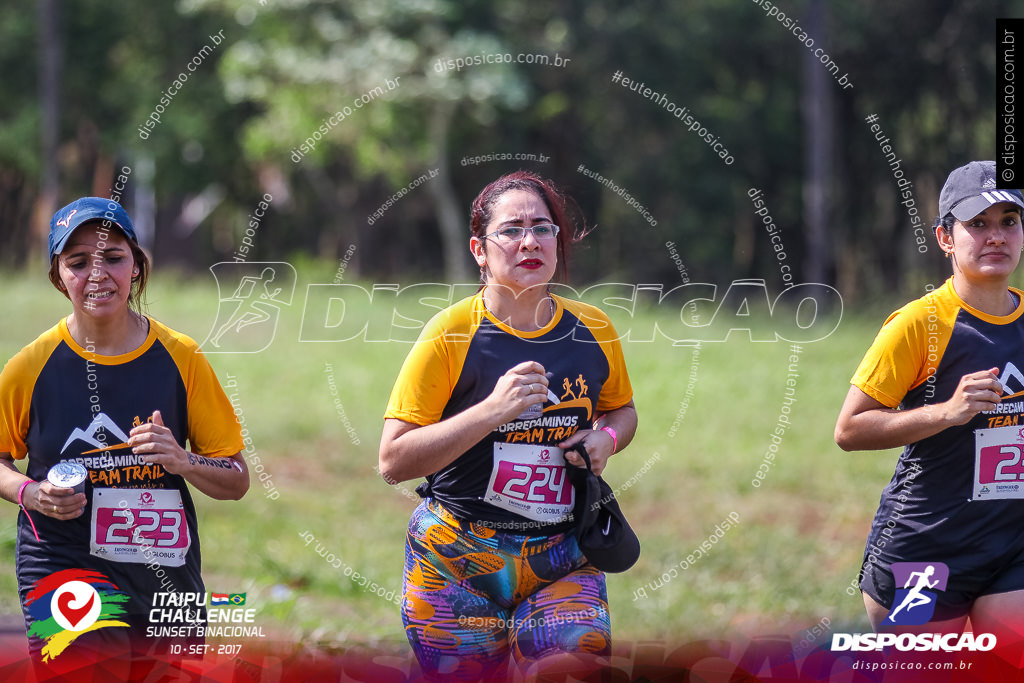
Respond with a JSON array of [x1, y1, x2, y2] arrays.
[[939, 161, 1024, 221]]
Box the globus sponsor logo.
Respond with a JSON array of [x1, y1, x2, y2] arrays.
[[830, 632, 996, 652]]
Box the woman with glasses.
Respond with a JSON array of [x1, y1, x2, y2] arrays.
[[379, 170, 637, 680]]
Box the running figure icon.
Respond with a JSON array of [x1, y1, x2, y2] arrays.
[[887, 565, 939, 623], [210, 267, 283, 347]]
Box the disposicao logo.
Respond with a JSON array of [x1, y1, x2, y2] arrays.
[[25, 569, 130, 661], [886, 561, 948, 626], [831, 561, 997, 653]]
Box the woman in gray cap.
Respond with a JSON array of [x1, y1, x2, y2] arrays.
[[0, 197, 249, 674], [836, 161, 1024, 640]]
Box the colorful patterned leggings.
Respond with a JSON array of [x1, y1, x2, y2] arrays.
[[402, 499, 610, 680]]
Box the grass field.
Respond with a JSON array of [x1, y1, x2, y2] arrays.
[[0, 263, 925, 655]]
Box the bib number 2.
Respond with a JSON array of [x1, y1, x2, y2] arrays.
[[974, 425, 1024, 500], [90, 488, 190, 566], [484, 442, 574, 523]]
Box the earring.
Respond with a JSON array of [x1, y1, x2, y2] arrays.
[[944, 252, 951, 259]]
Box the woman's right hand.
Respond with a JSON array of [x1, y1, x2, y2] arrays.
[[26, 480, 86, 520], [484, 360, 550, 424], [943, 367, 1003, 426]]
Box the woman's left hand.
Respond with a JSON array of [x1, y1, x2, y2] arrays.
[[129, 410, 190, 475], [559, 429, 615, 476]]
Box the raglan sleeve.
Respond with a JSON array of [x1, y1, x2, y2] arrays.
[[181, 345, 245, 458], [384, 312, 458, 426], [851, 307, 927, 409]]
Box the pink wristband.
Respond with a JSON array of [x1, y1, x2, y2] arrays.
[[17, 480, 41, 542], [600, 426, 618, 453]]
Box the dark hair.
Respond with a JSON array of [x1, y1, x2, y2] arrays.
[[469, 171, 588, 282], [48, 220, 150, 314], [933, 213, 956, 234]]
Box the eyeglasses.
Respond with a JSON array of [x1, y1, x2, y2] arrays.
[[483, 223, 560, 242]]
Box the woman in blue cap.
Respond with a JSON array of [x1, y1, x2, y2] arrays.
[[0, 197, 249, 672], [836, 161, 1024, 640]]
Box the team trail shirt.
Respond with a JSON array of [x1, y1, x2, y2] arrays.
[[385, 292, 633, 533], [853, 278, 1024, 563], [0, 317, 243, 624]]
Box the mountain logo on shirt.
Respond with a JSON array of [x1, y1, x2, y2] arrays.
[[59, 413, 131, 455], [998, 362, 1024, 400]]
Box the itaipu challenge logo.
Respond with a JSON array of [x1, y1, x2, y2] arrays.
[[25, 569, 130, 661]]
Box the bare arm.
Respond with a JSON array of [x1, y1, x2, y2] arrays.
[[834, 368, 1002, 451], [129, 410, 250, 500], [0, 453, 87, 519], [379, 360, 549, 484], [558, 400, 638, 476]]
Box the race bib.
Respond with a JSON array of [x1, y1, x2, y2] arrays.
[[483, 442, 574, 523], [90, 488, 190, 566], [973, 424, 1024, 500]]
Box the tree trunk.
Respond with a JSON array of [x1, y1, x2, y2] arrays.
[[801, 0, 833, 285], [35, 0, 61, 257], [429, 102, 472, 283]]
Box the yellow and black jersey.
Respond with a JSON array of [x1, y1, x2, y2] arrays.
[[852, 278, 1024, 565], [0, 317, 242, 618], [385, 292, 632, 532]]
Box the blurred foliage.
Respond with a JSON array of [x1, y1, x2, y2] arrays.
[[1, 0, 1022, 300]]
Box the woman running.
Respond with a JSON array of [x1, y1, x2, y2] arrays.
[[0, 197, 249, 672], [836, 161, 1024, 637], [380, 171, 638, 679]]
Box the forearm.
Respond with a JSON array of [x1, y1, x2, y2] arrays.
[[178, 453, 249, 500], [595, 401, 638, 454], [380, 402, 506, 484], [835, 403, 955, 451], [0, 457, 31, 506]]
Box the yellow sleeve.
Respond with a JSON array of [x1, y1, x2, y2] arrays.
[[0, 326, 62, 459], [158, 323, 244, 457], [560, 298, 634, 412], [851, 292, 956, 409], [384, 297, 477, 426]]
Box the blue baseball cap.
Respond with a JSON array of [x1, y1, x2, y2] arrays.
[[49, 197, 138, 261]]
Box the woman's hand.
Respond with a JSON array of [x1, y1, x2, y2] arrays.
[[559, 401, 637, 476], [942, 368, 1002, 425], [560, 429, 615, 476], [27, 480, 86, 520], [127, 410, 247, 499], [380, 361, 558, 484], [835, 369, 1003, 451], [482, 360, 550, 424], [129, 410, 191, 475]]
